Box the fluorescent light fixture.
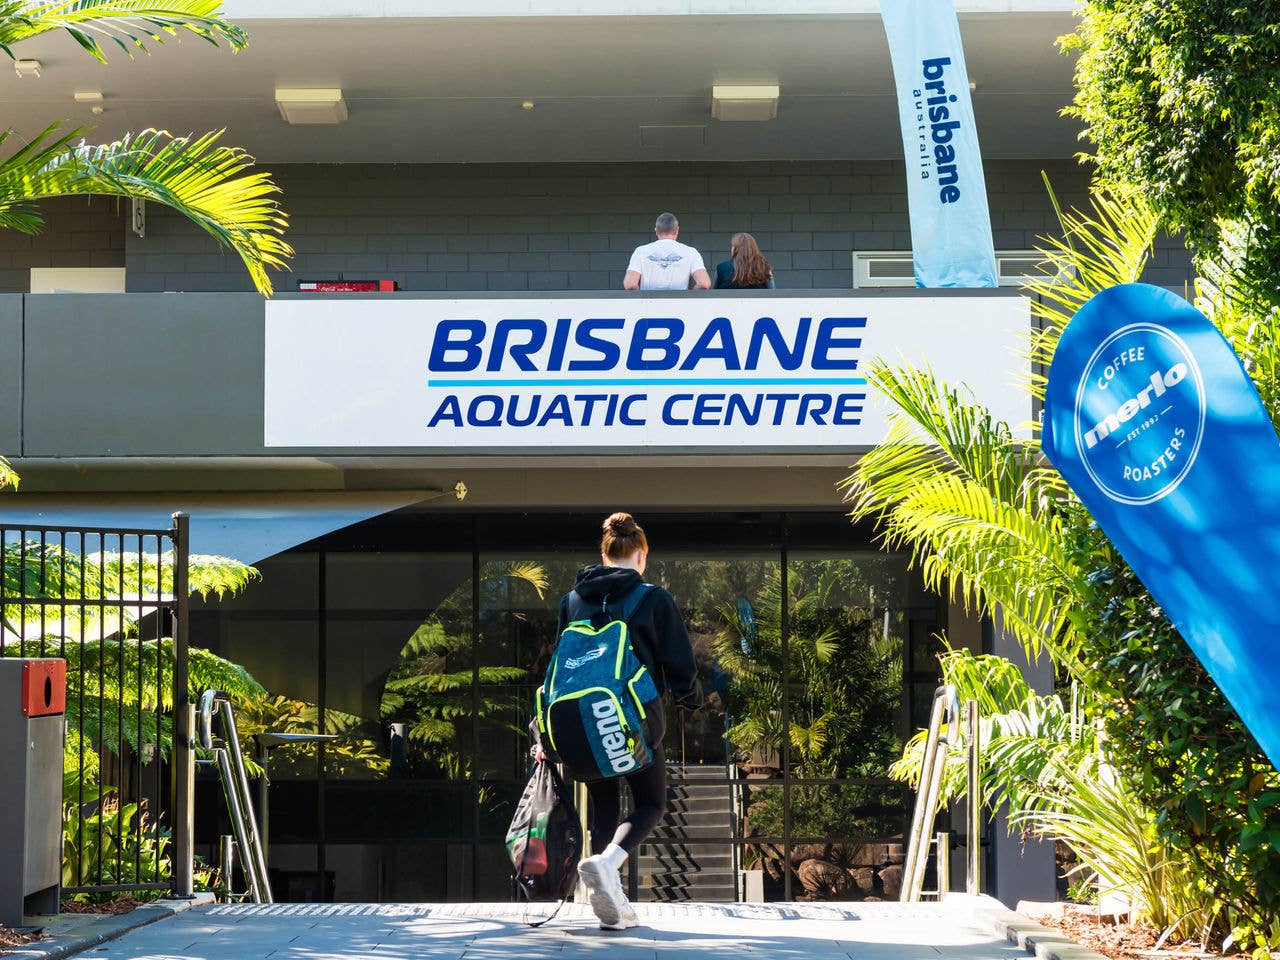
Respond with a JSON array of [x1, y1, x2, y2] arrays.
[[275, 88, 348, 125], [74, 90, 103, 103], [711, 84, 780, 122], [14, 59, 41, 79]]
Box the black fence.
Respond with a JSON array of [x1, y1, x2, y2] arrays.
[[0, 515, 191, 897]]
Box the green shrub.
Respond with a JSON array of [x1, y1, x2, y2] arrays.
[[1066, 514, 1280, 953]]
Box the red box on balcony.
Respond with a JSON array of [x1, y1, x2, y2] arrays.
[[297, 280, 399, 292]]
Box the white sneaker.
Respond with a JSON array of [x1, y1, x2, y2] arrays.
[[578, 854, 636, 930]]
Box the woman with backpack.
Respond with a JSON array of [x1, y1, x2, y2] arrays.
[[540, 512, 700, 929]]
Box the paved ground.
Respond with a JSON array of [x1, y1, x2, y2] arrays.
[[66, 901, 1044, 960]]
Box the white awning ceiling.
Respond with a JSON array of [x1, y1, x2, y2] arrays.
[[0, 491, 427, 563]]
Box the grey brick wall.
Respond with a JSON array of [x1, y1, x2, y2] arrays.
[[0, 198, 126, 293], [31, 158, 1188, 294]]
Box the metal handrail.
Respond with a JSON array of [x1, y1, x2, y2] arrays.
[[901, 685, 984, 902], [197, 689, 273, 904], [965, 699, 982, 895]]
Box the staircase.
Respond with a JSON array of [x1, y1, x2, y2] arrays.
[[634, 764, 738, 902]]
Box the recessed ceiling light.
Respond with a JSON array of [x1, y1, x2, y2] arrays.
[[711, 84, 780, 122], [521, 100, 535, 110], [275, 88, 348, 125], [14, 59, 41, 79]]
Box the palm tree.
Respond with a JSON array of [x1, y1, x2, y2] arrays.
[[1, 1, 292, 295], [841, 188, 1265, 940], [841, 187, 1160, 672]]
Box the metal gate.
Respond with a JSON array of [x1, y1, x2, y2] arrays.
[[0, 514, 193, 897]]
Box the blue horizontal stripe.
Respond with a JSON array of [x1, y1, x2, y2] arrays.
[[428, 377, 867, 388]]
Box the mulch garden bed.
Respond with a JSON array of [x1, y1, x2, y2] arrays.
[[57, 895, 149, 916], [0, 928, 40, 951], [1038, 912, 1219, 960]]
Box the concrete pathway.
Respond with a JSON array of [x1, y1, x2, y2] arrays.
[[60, 900, 1080, 960]]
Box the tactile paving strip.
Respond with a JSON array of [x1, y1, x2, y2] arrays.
[[204, 901, 870, 922]]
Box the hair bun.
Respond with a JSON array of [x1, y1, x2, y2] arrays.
[[604, 512, 638, 536]]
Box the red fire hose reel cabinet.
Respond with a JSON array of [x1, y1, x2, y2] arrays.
[[0, 659, 66, 927]]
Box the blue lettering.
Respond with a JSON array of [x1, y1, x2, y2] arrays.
[[931, 119, 961, 144], [766, 393, 799, 425], [680, 317, 741, 371], [547, 318, 571, 372], [745, 317, 810, 371], [812, 317, 866, 370], [507, 394, 540, 427], [569, 318, 624, 371], [628, 318, 684, 371], [725, 393, 762, 425], [578, 394, 608, 425], [663, 394, 693, 426], [428, 320, 484, 372], [834, 393, 865, 425], [468, 395, 503, 427], [922, 56, 951, 81], [799, 394, 832, 425], [427, 394, 463, 427], [620, 395, 645, 425], [537, 394, 572, 426], [693, 393, 725, 425], [488, 319, 546, 372]]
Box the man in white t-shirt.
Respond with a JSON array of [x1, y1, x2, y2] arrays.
[[623, 213, 711, 291]]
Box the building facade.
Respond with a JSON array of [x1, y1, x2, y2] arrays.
[[1, 0, 1192, 906]]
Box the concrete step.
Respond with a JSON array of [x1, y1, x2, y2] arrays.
[[639, 853, 735, 872], [657, 810, 736, 829], [665, 773, 737, 783], [649, 824, 736, 841], [639, 880, 739, 902]]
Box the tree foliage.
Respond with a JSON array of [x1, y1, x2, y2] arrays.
[[1064, 2, 1280, 305], [1, 0, 291, 294], [845, 190, 1280, 951]]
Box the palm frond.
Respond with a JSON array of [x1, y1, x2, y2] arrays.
[[1022, 182, 1162, 403], [0, 124, 291, 295], [844, 362, 1040, 513], [0, 455, 17, 491], [843, 365, 1083, 661], [0, 0, 246, 62], [499, 560, 550, 599]]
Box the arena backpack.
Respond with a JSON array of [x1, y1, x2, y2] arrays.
[[537, 581, 662, 781]]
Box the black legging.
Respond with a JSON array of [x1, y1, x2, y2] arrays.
[[584, 744, 667, 855]]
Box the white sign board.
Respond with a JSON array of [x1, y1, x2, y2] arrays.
[[264, 297, 1029, 449]]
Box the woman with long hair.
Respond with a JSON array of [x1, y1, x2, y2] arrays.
[[713, 232, 775, 289], [550, 512, 699, 929]]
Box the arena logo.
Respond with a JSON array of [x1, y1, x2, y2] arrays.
[[563, 645, 607, 670], [1073, 322, 1206, 506], [591, 699, 637, 774]]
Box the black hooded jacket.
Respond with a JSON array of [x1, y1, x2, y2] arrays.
[[554, 564, 701, 710]]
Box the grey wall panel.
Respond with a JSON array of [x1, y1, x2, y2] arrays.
[[23, 293, 264, 456], [0, 296, 21, 456], [0, 198, 126, 294], [118, 158, 1194, 295]]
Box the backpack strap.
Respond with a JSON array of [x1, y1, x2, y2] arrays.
[[613, 581, 654, 623], [565, 581, 653, 625]]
